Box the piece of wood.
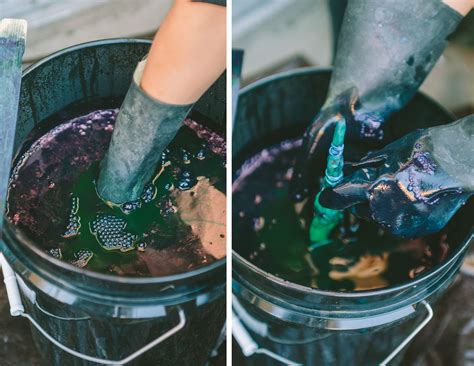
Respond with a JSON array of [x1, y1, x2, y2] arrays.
[[0, 18, 27, 231]]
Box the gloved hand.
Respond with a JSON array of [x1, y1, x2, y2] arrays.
[[290, 0, 462, 201], [290, 87, 385, 201], [319, 116, 473, 238], [97, 60, 193, 204]]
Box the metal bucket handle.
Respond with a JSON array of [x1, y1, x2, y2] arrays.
[[233, 296, 433, 365], [0, 253, 186, 365]]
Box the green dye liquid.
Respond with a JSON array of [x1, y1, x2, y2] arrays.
[[64, 126, 224, 272], [233, 138, 451, 291], [8, 108, 226, 277]]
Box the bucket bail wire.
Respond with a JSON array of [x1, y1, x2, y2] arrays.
[[0, 252, 187, 365], [232, 294, 433, 365]]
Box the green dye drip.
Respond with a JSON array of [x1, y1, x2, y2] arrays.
[[309, 116, 346, 248]]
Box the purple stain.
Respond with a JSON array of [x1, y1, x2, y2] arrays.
[[412, 151, 436, 174], [355, 111, 384, 141], [158, 198, 176, 217], [404, 152, 437, 203]]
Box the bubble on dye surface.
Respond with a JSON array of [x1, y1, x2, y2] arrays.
[[62, 196, 81, 238], [180, 148, 191, 164], [196, 144, 208, 160], [119, 184, 157, 214], [70, 249, 93, 268], [90, 214, 138, 252], [121, 200, 142, 214], [161, 148, 171, 166], [141, 184, 157, 203], [177, 170, 197, 191], [47, 248, 62, 260]]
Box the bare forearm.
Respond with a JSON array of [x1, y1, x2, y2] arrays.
[[140, 0, 226, 104], [444, 0, 474, 15]]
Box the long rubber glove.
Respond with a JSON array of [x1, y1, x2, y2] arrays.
[[319, 116, 473, 238], [290, 0, 462, 202], [97, 60, 193, 204]]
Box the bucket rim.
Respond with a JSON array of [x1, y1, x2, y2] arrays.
[[3, 38, 226, 285], [233, 229, 472, 298], [22, 38, 153, 77], [4, 203, 226, 286], [232, 66, 469, 298]]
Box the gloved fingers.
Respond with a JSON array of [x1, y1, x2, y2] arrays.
[[361, 147, 390, 162], [290, 88, 360, 202], [305, 112, 336, 156], [289, 115, 336, 201], [343, 154, 386, 175], [351, 203, 371, 220], [330, 87, 359, 116], [318, 174, 372, 210], [425, 187, 470, 205]]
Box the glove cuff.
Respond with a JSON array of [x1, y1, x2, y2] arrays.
[[97, 59, 194, 204], [327, 0, 463, 120]]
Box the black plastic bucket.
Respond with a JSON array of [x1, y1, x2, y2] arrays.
[[232, 68, 473, 366], [1, 39, 226, 366]]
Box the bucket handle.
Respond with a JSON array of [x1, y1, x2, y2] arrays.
[[233, 311, 303, 366], [0, 253, 186, 365], [233, 295, 433, 366], [380, 300, 433, 365]]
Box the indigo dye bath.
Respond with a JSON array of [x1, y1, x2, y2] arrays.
[[7, 108, 226, 277], [233, 138, 451, 291]]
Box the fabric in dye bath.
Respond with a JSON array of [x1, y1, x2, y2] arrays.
[[232, 138, 452, 291], [7, 109, 226, 277]]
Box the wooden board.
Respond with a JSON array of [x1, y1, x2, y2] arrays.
[[0, 19, 27, 230]]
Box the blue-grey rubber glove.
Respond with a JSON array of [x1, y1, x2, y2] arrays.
[[290, 0, 462, 202], [97, 60, 193, 204], [319, 116, 473, 237]]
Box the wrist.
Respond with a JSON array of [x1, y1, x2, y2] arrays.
[[430, 117, 474, 191], [133, 59, 194, 107]]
